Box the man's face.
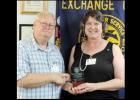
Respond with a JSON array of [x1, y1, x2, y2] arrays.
[[34, 16, 55, 39]]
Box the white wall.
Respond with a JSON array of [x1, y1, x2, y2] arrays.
[[17, 1, 56, 44]]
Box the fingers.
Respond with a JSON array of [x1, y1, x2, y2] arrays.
[[62, 73, 70, 82], [53, 73, 71, 86], [63, 82, 72, 91], [71, 87, 78, 95], [76, 84, 87, 90], [61, 73, 70, 82], [72, 87, 88, 94], [66, 83, 89, 95], [56, 73, 70, 86], [72, 87, 78, 94], [63, 82, 77, 95], [72, 83, 89, 94]]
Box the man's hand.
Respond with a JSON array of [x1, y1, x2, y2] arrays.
[[51, 73, 70, 86]]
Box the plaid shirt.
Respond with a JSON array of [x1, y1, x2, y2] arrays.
[[17, 36, 64, 99]]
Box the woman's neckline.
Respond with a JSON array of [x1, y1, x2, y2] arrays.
[[80, 41, 109, 57]]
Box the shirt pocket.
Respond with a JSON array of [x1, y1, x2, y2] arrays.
[[49, 60, 62, 72]]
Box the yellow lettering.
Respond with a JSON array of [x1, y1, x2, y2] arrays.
[[102, 1, 108, 10], [109, 0, 114, 10], [61, 0, 115, 10], [104, 17, 109, 23], [62, 0, 67, 10], [94, 1, 100, 10], [111, 19, 124, 35], [74, 0, 80, 10], [68, 0, 73, 9], [81, 0, 87, 9], [87, 0, 93, 10]]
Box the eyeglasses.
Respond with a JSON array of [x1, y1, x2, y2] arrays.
[[40, 22, 55, 30]]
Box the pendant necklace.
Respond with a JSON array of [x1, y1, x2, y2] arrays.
[[79, 40, 102, 71]]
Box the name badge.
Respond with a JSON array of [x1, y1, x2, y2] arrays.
[[86, 58, 96, 65]]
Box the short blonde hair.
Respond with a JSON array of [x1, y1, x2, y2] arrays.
[[35, 11, 56, 24]]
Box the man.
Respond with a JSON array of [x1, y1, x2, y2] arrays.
[[17, 12, 70, 99]]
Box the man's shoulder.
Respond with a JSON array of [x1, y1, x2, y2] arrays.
[[17, 39, 32, 48], [49, 43, 59, 49], [54, 45, 60, 50], [48, 43, 61, 55]]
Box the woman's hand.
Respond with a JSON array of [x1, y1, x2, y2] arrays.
[[63, 82, 77, 95], [72, 83, 97, 94]]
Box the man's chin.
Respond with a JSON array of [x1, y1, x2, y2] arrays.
[[42, 34, 50, 38], [42, 33, 51, 36]]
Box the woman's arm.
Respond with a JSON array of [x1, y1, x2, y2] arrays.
[[68, 45, 75, 73], [94, 44, 125, 91]]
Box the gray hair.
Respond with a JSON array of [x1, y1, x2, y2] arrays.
[[35, 11, 56, 24]]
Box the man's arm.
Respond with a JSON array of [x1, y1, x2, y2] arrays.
[[17, 72, 70, 88]]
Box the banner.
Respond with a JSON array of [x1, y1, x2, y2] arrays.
[[56, 0, 125, 99], [56, 0, 125, 68]]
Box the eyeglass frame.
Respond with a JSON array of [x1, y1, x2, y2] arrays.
[[39, 21, 56, 30]]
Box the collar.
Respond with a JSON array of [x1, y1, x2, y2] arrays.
[[31, 34, 54, 52]]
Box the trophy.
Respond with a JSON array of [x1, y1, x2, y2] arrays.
[[71, 67, 85, 87]]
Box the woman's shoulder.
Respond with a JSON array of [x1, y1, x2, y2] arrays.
[[73, 42, 82, 49], [112, 43, 122, 53], [103, 40, 114, 48], [72, 42, 82, 52], [105, 40, 124, 57]]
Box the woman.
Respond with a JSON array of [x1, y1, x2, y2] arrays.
[[63, 10, 125, 99]]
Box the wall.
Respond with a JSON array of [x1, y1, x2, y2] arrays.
[[17, 1, 56, 44]]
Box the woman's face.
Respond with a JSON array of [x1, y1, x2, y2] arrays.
[[85, 16, 103, 40]]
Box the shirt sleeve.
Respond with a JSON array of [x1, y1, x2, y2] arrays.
[[17, 42, 30, 80]]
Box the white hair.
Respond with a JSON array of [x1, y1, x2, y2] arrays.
[[35, 11, 56, 24]]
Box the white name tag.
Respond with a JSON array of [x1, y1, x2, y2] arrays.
[[86, 58, 96, 65]]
